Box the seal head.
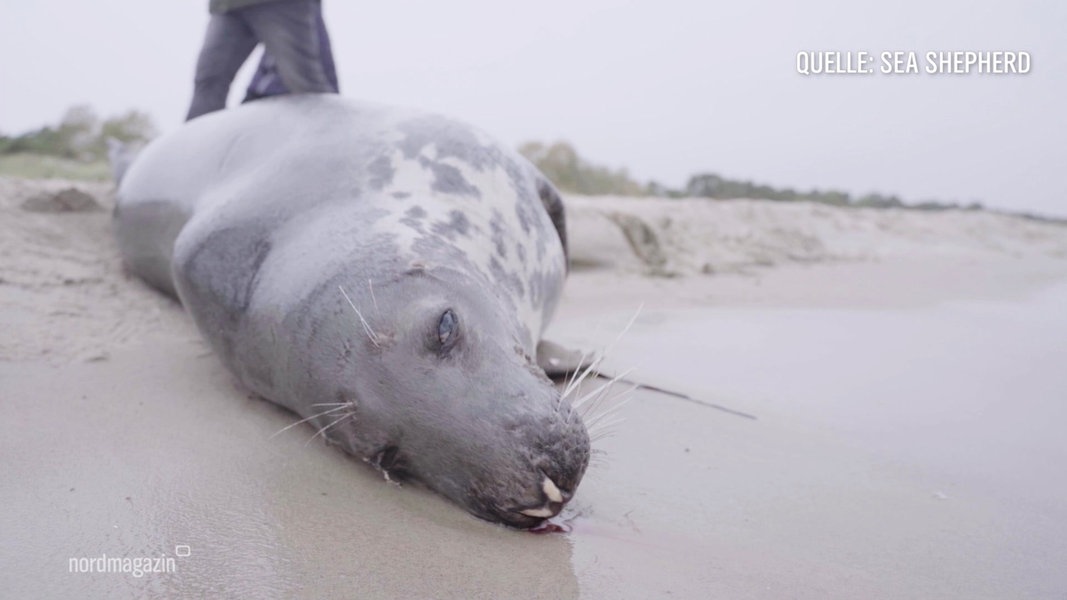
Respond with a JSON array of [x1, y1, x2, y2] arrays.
[[300, 267, 589, 528]]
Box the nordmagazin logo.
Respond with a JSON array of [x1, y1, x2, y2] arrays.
[[68, 545, 189, 578]]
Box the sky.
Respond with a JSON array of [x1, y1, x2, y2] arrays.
[[1, 0, 1064, 216]]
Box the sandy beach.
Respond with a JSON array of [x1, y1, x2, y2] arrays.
[[2, 177, 1067, 598]]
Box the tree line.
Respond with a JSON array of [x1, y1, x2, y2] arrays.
[[520, 140, 984, 212], [0, 105, 984, 213]]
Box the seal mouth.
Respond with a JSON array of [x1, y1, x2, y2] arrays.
[[501, 512, 553, 529], [494, 475, 572, 529], [370, 444, 412, 481]]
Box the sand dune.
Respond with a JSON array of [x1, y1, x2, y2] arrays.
[[566, 194, 1067, 276], [4, 178, 1064, 362]]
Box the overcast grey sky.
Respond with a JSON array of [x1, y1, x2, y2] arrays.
[[1, 0, 1063, 215]]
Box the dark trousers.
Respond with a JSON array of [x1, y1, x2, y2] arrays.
[[186, 0, 337, 121], [243, 8, 337, 102]]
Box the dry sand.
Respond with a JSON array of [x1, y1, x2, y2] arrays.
[[2, 178, 1066, 598]]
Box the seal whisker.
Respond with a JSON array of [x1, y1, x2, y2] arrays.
[[583, 381, 638, 419], [567, 358, 627, 425], [557, 348, 594, 414], [367, 278, 381, 319], [574, 371, 634, 431], [589, 422, 623, 443], [562, 304, 643, 406], [584, 401, 631, 429], [584, 409, 623, 429], [575, 383, 613, 419], [567, 303, 640, 401], [339, 284, 381, 348], [565, 364, 603, 426], [574, 368, 634, 411], [588, 407, 627, 431], [580, 383, 637, 440], [587, 400, 630, 429], [562, 353, 604, 403], [612, 303, 644, 346], [588, 447, 610, 468], [555, 348, 588, 413], [272, 405, 348, 438], [566, 305, 644, 426], [561, 349, 597, 399], [306, 412, 353, 446]]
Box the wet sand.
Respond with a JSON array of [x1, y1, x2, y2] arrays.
[[2, 178, 1067, 598], [549, 282, 1067, 598]]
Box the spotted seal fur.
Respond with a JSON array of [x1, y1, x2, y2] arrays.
[[114, 95, 589, 528]]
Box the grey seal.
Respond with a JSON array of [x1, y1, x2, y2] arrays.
[[114, 95, 589, 528]]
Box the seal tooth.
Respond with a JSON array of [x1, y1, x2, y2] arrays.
[[542, 477, 563, 503], [520, 506, 555, 518]]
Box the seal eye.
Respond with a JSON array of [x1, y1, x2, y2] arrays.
[[438, 309, 458, 346]]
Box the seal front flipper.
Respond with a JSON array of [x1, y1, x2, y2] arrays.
[[536, 339, 597, 379]]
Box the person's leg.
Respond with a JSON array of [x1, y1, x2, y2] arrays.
[[243, 52, 286, 102], [241, 0, 335, 95], [186, 13, 259, 120], [315, 8, 339, 93], [243, 6, 338, 103]]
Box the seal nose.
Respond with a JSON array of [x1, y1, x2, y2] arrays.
[[517, 476, 571, 519]]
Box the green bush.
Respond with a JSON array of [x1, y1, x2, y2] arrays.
[[519, 141, 645, 196], [0, 104, 157, 166]]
